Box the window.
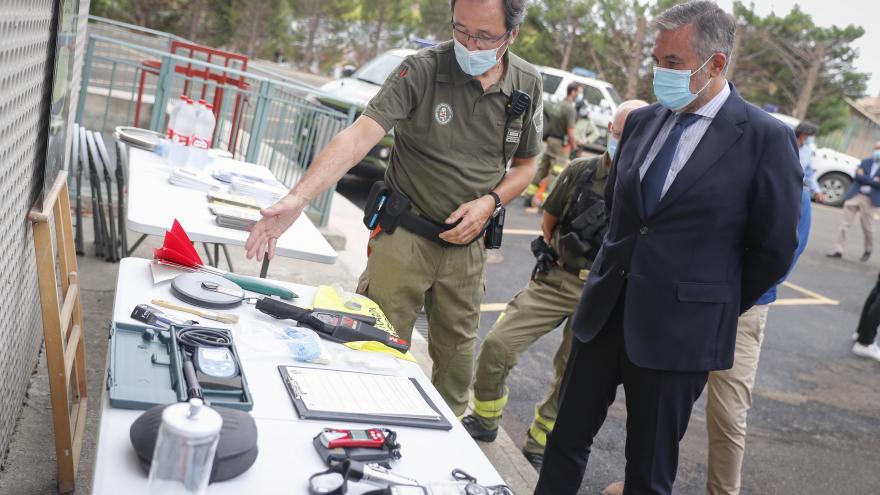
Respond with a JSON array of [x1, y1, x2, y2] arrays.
[[355, 53, 406, 86], [541, 73, 563, 95], [579, 84, 605, 106]]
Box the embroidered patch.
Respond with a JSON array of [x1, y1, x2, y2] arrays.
[[533, 103, 543, 135], [505, 129, 521, 144], [434, 103, 453, 125]]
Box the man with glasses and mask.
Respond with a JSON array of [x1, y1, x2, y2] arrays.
[[535, 2, 802, 494], [244, 0, 542, 418]]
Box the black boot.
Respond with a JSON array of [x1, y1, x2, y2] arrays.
[[461, 414, 498, 442]]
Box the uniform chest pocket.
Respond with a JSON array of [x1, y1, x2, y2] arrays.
[[487, 119, 524, 158]]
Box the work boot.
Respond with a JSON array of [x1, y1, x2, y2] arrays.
[[521, 447, 543, 472], [461, 414, 498, 442], [862, 251, 872, 262], [602, 480, 625, 495]]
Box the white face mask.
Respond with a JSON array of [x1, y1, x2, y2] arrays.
[[453, 37, 508, 76]]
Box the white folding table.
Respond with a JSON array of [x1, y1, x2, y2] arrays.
[[125, 147, 337, 274], [91, 258, 503, 494]]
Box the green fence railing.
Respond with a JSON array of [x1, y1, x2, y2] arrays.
[[76, 23, 358, 227]]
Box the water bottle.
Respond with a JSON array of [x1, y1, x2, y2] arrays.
[[191, 99, 216, 169], [166, 95, 188, 140], [169, 98, 197, 168], [147, 399, 223, 495]]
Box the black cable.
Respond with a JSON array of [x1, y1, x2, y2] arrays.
[[176, 326, 233, 351]]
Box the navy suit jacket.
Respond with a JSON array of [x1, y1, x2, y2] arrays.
[[571, 84, 803, 372], [843, 158, 880, 207]]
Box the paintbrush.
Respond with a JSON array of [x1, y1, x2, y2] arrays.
[[151, 299, 239, 324]]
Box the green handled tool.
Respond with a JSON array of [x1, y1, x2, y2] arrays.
[[156, 260, 297, 300]]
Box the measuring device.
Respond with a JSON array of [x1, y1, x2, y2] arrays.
[[319, 428, 387, 449]]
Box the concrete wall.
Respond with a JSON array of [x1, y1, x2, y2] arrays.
[[0, 0, 90, 464]]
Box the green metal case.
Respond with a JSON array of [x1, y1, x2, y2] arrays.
[[107, 322, 253, 411]]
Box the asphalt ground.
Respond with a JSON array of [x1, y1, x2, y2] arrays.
[[337, 175, 880, 495]]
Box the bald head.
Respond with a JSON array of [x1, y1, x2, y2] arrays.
[[608, 100, 649, 142]]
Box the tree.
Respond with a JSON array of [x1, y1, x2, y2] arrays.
[[730, 3, 867, 131]]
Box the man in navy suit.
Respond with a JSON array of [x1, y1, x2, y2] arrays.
[[827, 141, 880, 262], [534, 2, 802, 494]]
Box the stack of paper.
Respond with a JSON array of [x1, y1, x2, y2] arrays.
[[229, 176, 288, 204], [169, 167, 222, 191], [209, 203, 262, 231], [213, 167, 278, 185]]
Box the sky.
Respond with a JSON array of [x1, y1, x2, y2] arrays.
[[713, 0, 880, 97]]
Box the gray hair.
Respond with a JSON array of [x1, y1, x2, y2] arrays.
[[450, 0, 528, 32], [653, 1, 735, 63]]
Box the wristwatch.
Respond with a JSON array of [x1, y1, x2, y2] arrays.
[[488, 191, 503, 218]]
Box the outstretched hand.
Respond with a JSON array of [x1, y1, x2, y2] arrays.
[[245, 195, 306, 261]]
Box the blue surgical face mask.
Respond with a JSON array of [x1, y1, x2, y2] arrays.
[[874, 150, 880, 161], [453, 37, 507, 76], [606, 137, 618, 158], [806, 136, 816, 148], [576, 93, 584, 104], [652, 56, 714, 111]]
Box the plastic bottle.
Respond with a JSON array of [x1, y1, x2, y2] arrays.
[[191, 99, 216, 169], [147, 399, 222, 495], [169, 98, 197, 168], [166, 95, 188, 139]]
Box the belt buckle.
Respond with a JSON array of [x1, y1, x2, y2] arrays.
[[578, 269, 589, 281]]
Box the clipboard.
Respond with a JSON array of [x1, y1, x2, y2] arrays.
[[278, 365, 452, 431]]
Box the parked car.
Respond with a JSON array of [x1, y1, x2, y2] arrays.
[[316, 48, 417, 178], [536, 66, 622, 144], [768, 112, 860, 207]]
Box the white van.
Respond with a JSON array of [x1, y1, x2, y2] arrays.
[[537, 66, 622, 143]]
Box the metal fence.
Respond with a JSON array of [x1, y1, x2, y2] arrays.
[[76, 18, 357, 226]]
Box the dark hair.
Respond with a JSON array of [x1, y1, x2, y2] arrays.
[[795, 121, 818, 138], [654, 1, 735, 64], [450, 0, 528, 31], [566, 83, 580, 96]]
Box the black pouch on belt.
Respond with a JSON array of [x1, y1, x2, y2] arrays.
[[378, 189, 411, 235], [363, 181, 392, 230]]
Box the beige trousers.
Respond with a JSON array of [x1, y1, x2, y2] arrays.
[[705, 304, 770, 495], [835, 193, 875, 253]]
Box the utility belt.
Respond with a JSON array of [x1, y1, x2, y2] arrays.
[[557, 260, 589, 281], [362, 181, 503, 249], [547, 135, 568, 146]]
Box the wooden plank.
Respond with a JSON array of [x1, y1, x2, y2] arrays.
[[59, 283, 78, 340], [32, 220, 76, 493], [28, 170, 68, 223], [63, 324, 82, 386], [59, 184, 88, 400]]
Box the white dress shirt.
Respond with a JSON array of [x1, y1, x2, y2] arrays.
[[639, 82, 732, 198]]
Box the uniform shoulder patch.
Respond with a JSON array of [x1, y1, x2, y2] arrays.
[[434, 103, 453, 125], [533, 103, 543, 135]]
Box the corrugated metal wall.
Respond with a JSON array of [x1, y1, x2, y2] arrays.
[[0, 0, 89, 460]]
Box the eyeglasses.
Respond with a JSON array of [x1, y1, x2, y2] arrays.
[[451, 22, 510, 50]]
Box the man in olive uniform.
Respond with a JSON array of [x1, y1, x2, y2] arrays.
[[461, 101, 647, 468], [245, 0, 542, 417], [525, 82, 580, 205]]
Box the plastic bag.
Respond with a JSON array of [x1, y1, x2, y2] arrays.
[[238, 322, 331, 365], [283, 326, 331, 364]]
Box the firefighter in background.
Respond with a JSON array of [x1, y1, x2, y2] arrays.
[[525, 83, 581, 206]]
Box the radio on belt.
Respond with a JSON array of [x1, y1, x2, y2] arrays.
[[319, 428, 386, 449]]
